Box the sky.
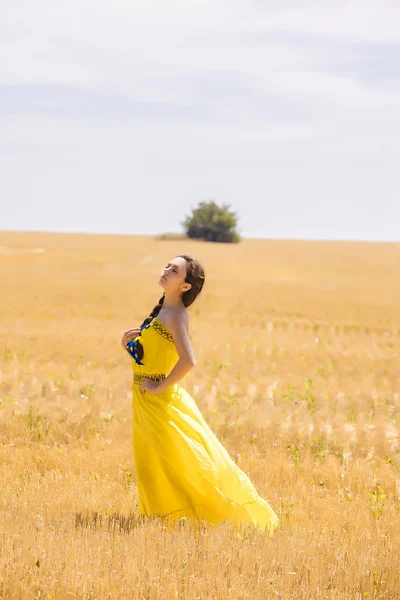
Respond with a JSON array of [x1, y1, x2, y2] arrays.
[[1, 0, 399, 242]]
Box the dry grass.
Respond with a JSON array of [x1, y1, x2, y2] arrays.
[[1, 230, 400, 599]]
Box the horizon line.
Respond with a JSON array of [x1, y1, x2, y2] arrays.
[[1, 228, 399, 246]]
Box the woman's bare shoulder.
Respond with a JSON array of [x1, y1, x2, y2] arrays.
[[164, 308, 189, 331]]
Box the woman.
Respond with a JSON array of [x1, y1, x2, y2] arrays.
[[121, 254, 280, 536]]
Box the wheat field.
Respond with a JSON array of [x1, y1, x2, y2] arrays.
[[1, 230, 400, 599]]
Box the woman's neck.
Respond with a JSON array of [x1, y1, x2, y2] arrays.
[[161, 293, 184, 311]]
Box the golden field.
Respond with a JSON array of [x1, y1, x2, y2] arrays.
[[1, 230, 400, 599]]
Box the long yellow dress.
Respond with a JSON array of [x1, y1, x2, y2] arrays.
[[131, 316, 280, 537]]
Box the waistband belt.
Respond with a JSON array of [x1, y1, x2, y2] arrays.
[[133, 373, 167, 385]]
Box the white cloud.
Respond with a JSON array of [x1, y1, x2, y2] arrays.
[[0, 0, 399, 240], [254, 1, 400, 45]]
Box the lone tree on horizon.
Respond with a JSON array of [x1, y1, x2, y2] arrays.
[[181, 200, 241, 243]]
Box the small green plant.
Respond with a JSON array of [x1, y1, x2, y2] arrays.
[[23, 406, 52, 442], [3, 347, 27, 361], [287, 443, 301, 466], [101, 411, 114, 423], [279, 501, 295, 521], [53, 377, 66, 390], [302, 377, 315, 413], [386, 454, 400, 472], [317, 338, 328, 349], [80, 382, 96, 398], [347, 407, 356, 422], [0, 396, 13, 411], [311, 437, 329, 462], [4, 347, 17, 361], [369, 483, 387, 519], [122, 469, 133, 488], [283, 383, 297, 404], [373, 571, 386, 590]]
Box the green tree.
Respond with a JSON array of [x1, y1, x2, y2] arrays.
[[181, 200, 241, 243]]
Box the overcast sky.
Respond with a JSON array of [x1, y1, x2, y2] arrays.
[[1, 1, 399, 241]]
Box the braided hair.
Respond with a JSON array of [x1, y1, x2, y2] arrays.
[[132, 254, 205, 363]]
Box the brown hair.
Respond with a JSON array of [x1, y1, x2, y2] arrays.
[[133, 254, 205, 362]]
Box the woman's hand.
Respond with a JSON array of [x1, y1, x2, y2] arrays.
[[140, 378, 163, 394], [121, 327, 141, 349]]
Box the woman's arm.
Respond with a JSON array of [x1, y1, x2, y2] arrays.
[[157, 312, 196, 392]]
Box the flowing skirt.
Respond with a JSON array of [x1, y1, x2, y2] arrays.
[[131, 382, 280, 537]]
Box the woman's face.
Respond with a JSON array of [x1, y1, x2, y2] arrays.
[[158, 256, 191, 294]]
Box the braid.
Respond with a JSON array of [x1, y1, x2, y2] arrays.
[[133, 294, 165, 362], [141, 294, 165, 328]]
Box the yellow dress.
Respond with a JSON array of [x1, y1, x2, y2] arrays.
[[131, 317, 280, 537]]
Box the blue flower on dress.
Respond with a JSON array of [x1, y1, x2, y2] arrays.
[[125, 320, 151, 365]]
